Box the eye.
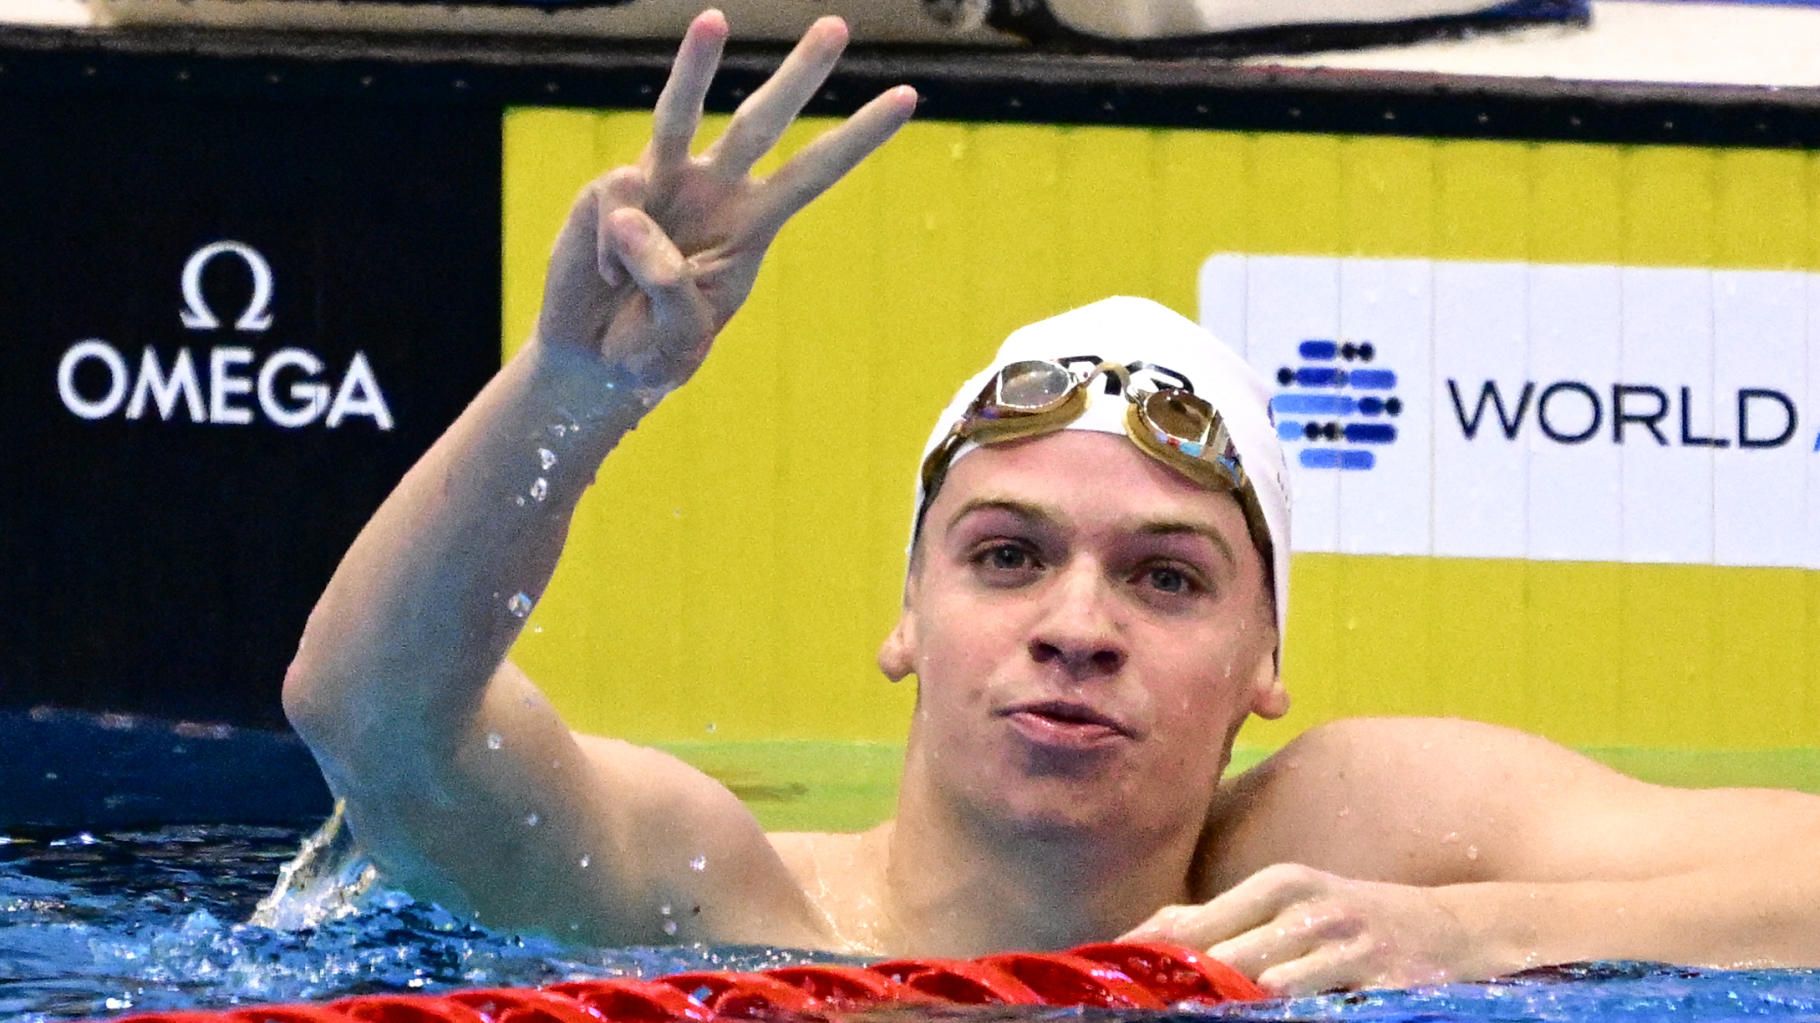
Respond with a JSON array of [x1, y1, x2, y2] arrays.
[[971, 541, 1042, 580], [1138, 563, 1203, 598]]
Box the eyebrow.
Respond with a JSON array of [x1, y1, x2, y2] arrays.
[[945, 498, 1238, 569], [945, 498, 1060, 536], [1135, 520, 1238, 570]]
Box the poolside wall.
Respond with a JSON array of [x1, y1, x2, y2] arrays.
[[504, 113, 1820, 757]]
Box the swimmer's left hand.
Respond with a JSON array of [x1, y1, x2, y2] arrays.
[[1119, 863, 1481, 995]]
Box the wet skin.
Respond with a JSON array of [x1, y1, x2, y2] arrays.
[[882, 429, 1285, 845]]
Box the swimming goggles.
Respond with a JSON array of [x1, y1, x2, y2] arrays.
[[918, 356, 1266, 549]]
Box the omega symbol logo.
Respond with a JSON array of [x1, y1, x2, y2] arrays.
[[179, 240, 275, 333], [54, 240, 394, 430]]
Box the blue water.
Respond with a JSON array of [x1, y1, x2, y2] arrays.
[[5, 824, 1820, 1023]]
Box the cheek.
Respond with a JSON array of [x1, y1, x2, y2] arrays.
[[1143, 646, 1256, 742]]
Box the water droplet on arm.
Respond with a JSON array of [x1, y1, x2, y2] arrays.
[[507, 592, 535, 618], [579, 854, 591, 869], [690, 855, 707, 872], [486, 733, 503, 750], [524, 812, 540, 827]]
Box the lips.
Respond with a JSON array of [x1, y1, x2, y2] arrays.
[[999, 699, 1134, 749]]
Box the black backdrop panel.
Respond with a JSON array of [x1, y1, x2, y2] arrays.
[[0, 95, 502, 730]]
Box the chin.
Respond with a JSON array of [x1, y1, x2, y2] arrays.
[[986, 777, 1130, 840]]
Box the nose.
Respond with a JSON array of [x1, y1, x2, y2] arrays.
[[1027, 563, 1126, 678]]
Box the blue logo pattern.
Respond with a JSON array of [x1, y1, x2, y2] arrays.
[[1270, 340, 1400, 471]]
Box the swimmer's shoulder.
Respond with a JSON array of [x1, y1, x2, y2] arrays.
[[767, 824, 894, 952], [1200, 717, 1538, 895], [767, 824, 888, 889], [569, 729, 883, 894]]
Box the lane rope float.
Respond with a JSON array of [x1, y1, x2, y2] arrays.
[[99, 941, 1266, 1023]]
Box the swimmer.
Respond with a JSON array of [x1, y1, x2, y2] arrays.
[[283, 10, 1820, 993]]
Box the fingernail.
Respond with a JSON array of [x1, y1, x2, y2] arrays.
[[613, 212, 649, 246]]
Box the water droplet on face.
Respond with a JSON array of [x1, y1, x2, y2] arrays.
[[1442, 831, 1460, 844], [1466, 845, 1481, 861], [524, 812, 540, 827], [662, 919, 679, 936], [660, 902, 673, 916], [579, 854, 591, 869], [690, 855, 707, 872], [538, 447, 557, 471], [486, 733, 503, 750], [530, 478, 549, 502], [507, 592, 534, 618], [1337, 806, 1351, 818]]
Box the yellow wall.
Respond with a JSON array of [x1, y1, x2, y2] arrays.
[[503, 109, 1820, 751]]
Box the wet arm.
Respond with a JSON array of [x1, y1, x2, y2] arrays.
[[1438, 767, 1820, 973]]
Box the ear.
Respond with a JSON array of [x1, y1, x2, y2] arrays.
[[878, 539, 933, 682], [877, 609, 916, 682], [878, 569, 921, 682], [1248, 636, 1289, 720]]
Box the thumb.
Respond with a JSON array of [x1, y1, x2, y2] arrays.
[[606, 208, 714, 368], [608, 209, 700, 317]]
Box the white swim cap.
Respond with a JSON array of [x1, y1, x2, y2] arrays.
[[912, 297, 1291, 646]]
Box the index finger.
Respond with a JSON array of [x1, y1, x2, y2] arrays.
[[704, 16, 851, 179], [1120, 867, 1315, 948], [649, 9, 730, 169]]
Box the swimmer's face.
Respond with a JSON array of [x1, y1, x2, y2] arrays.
[[881, 430, 1286, 840]]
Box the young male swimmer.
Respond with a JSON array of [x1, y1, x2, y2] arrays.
[[283, 10, 1820, 994]]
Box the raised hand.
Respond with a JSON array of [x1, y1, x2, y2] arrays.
[[535, 10, 916, 394], [1120, 864, 1479, 995]]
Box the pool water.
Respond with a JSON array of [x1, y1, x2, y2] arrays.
[[5, 823, 1820, 1023]]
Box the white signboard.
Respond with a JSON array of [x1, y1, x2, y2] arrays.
[[1200, 255, 1820, 570]]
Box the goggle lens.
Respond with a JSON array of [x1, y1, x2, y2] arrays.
[[994, 361, 1079, 412], [1141, 390, 1215, 446]]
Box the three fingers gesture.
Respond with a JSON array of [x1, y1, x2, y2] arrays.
[[535, 11, 917, 393]]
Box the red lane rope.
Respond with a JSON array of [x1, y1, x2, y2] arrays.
[[103, 941, 1265, 1023]]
